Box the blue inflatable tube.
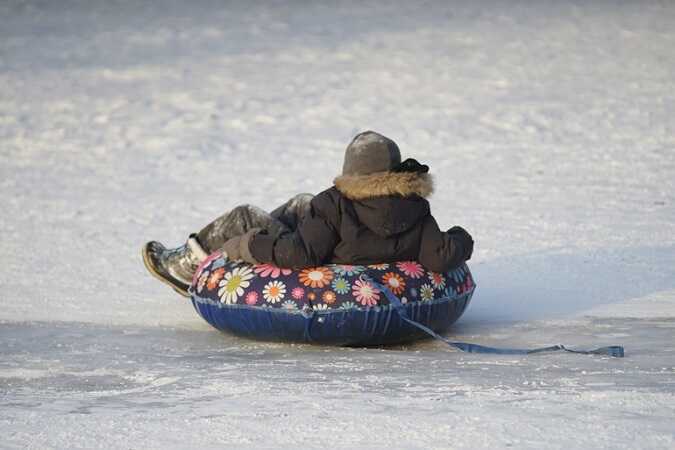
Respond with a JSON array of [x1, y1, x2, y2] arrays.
[[189, 251, 475, 346]]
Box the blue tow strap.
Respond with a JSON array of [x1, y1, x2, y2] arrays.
[[367, 277, 624, 358]]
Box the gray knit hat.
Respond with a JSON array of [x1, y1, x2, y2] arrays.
[[342, 131, 402, 176]]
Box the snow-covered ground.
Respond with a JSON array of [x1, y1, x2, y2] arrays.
[[1, 1, 674, 448]]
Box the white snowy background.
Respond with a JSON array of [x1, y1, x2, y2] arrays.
[[1, 0, 674, 448]]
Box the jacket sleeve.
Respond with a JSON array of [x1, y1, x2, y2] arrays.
[[248, 192, 340, 269], [417, 215, 471, 273]]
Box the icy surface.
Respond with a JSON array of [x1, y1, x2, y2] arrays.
[[1, 1, 674, 448]]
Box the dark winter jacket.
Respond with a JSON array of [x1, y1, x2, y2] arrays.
[[249, 171, 472, 271]]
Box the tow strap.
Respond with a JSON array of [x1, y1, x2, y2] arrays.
[[367, 277, 624, 358]]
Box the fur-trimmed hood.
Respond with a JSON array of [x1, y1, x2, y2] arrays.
[[333, 171, 434, 200], [331, 171, 433, 238]]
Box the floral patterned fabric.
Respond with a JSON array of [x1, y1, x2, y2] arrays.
[[191, 252, 475, 312]]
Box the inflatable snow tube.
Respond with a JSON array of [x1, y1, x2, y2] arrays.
[[189, 252, 475, 346]]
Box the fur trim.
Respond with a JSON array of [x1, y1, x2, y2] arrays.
[[333, 171, 434, 200]]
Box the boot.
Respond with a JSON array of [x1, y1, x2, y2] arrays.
[[142, 234, 208, 297]]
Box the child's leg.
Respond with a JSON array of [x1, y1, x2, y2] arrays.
[[196, 204, 290, 253], [269, 193, 314, 231], [143, 196, 313, 296], [143, 203, 285, 297]]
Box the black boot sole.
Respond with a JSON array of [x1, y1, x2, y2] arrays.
[[142, 243, 191, 298]]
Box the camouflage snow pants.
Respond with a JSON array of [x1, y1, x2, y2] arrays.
[[196, 193, 314, 254]]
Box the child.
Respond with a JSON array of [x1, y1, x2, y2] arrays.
[[143, 131, 474, 297]]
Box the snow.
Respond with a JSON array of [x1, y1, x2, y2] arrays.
[[1, 0, 675, 448]]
